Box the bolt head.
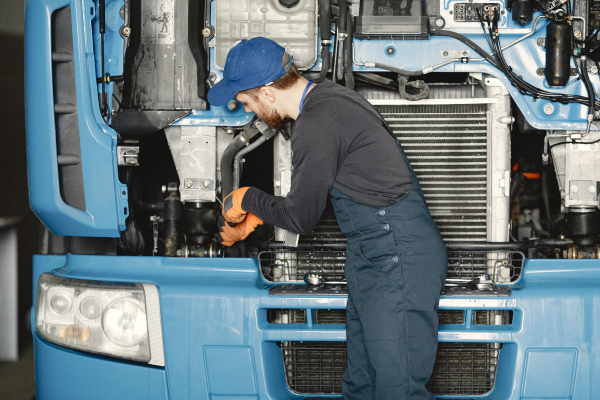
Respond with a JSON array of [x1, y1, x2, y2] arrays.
[[574, 30, 582, 38], [227, 100, 238, 111], [442, 51, 449, 56], [543, 103, 554, 115], [571, 185, 579, 193], [185, 179, 193, 188], [202, 27, 213, 37], [122, 26, 131, 37], [386, 47, 395, 55], [203, 180, 211, 188], [592, 66, 599, 74], [462, 50, 469, 57], [590, 186, 597, 193], [436, 18, 444, 27]]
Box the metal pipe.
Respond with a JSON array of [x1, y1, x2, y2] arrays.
[[233, 136, 268, 190]]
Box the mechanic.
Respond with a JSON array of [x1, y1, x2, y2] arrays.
[[207, 37, 448, 400]]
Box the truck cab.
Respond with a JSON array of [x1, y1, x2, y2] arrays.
[[25, 0, 600, 398]]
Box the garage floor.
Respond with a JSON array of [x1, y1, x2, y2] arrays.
[[0, 337, 35, 400]]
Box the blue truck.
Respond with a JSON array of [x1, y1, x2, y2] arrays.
[[25, 0, 600, 398]]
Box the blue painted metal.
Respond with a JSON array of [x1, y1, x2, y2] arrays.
[[25, 0, 127, 237], [35, 335, 169, 400], [31, 255, 600, 399]]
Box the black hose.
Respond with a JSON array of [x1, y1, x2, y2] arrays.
[[432, 29, 499, 68], [343, 9, 354, 89], [318, 0, 331, 80], [540, 168, 556, 235], [373, 62, 429, 76], [338, 0, 347, 33], [220, 135, 247, 198], [579, 56, 595, 117], [398, 74, 430, 100]]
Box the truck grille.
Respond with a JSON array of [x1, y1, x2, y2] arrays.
[[374, 104, 489, 242], [259, 250, 524, 286], [280, 341, 501, 396]]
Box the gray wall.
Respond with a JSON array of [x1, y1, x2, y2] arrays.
[[0, 0, 38, 353]]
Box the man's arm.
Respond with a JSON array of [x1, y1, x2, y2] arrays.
[[241, 114, 345, 235]]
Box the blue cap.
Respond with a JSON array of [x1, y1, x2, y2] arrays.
[[208, 37, 293, 106]]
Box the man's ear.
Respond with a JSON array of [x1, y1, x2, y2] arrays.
[[260, 86, 276, 104]]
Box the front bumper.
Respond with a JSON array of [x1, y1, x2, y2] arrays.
[[32, 254, 600, 399]]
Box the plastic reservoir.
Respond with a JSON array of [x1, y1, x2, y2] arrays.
[[214, 0, 318, 70]]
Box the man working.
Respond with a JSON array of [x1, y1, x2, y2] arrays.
[[207, 37, 447, 400]]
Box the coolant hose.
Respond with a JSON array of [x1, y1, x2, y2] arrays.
[[343, 10, 354, 89], [220, 134, 247, 198], [319, 0, 331, 80], [579, 56, 595, 118], [398, 74, 429, 100], [233, 136, 269, 190], [541, 167, 556, 235]]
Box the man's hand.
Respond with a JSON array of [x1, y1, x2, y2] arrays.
[[216, 213, 263, 247], [222, 187, 251, 224]]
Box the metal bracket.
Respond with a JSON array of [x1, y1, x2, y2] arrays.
[[117, 145, 139, 166], [441, 49, 471, 58]]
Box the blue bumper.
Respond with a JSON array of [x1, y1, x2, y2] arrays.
[[32, 254, 600, 399]]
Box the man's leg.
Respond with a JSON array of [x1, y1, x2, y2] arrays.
[[342, 294, 374, 400]]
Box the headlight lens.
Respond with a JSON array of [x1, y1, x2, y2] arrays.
[[102, 298, 147, 347], [36, 273, 164, 365]]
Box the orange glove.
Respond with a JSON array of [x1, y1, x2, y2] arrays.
[[217, 213, 263, 247], [222, 187, 251, 224]]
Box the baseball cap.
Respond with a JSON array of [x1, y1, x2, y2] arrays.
[[207, 37, 293, 106]]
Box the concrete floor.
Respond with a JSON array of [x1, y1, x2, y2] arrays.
[[0, 337, 35, 400]]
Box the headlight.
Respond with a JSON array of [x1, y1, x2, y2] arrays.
[[36, 273, 164, 366]]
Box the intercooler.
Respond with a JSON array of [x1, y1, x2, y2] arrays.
[[267, 79, 514, 286]]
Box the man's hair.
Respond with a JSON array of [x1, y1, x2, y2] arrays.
[[240, 52, 301, 100]]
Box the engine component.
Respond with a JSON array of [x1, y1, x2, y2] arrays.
[[177, 242, 222, 257], [213, 0, 318, 70], [164, 183, 182, 257], [545, 20, 572, 87], [181, 202, 218, 243], [507, 0, 534, 25], [454, 3, 501, 23], [354, 0, 430, 40], [165, 126, 217, 202], [567, 210, 600, 244], [119, 0, 208, 130]]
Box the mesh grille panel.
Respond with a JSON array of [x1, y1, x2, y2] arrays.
[[375, 104, 489, 242], [280, 341, 501, 395], [259, 250, 524, 285]]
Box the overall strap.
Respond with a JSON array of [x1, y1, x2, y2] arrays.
[[307, 94, 397, 140]]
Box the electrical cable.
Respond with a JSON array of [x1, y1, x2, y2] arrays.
[[549, 137, 600, 149], [478, 8, 600, 111]]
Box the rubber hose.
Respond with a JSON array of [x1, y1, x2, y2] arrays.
[[318, 0, 331, 79], [233, 136, 268, 190], [338, 0, 347, 33], [579, 57, 595, 116], [432, 30, 499, 68], [343, 9, 354, 89], [541, 167, 556, 235], [220, 134, 247, 198], [398, 74, 429, 100], [374, 62, 429, 76]]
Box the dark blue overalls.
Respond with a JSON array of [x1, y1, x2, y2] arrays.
[[329, 142, 448, 400]]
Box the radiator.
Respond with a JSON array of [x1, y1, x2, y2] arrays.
[[374, 103, 489, 242]]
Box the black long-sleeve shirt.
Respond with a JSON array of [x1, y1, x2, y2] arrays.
[[242, 80, 412, 235]]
